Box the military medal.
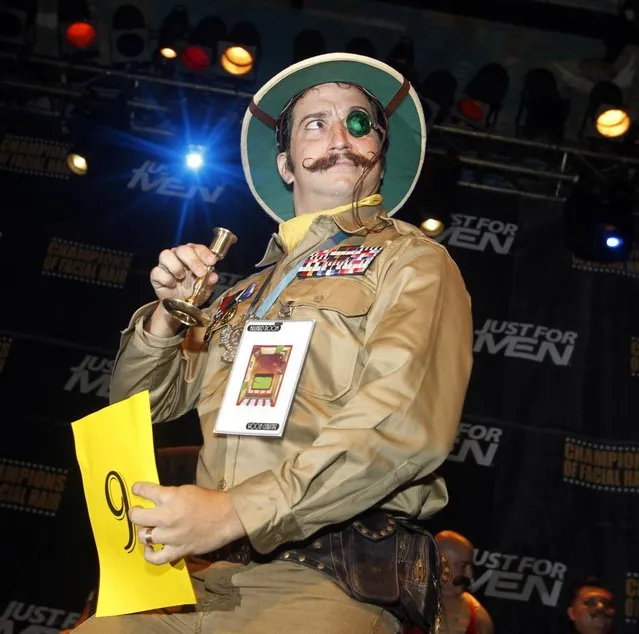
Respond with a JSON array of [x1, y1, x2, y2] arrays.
[[216, 270, 277, 362], [277, 300, 294, 319], [298, 244, 382, 278], [204, 282, 257, 343], [219, 314, 250, 363], [204, 305, 237, 343]]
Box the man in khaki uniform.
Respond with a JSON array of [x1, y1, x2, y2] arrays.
[[76, 53, 472, 633]]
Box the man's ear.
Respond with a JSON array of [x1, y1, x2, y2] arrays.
[[567, 606, 575, 621], [277, 152, 295, 185]]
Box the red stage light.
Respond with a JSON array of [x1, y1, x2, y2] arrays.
[[182, 45, 210, 70], [457, 98, 484, 122], [66, 22, 96, 49]]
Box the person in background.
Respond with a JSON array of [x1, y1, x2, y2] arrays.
[[567, 576, 616, 634], [435, 530, 493, 634]]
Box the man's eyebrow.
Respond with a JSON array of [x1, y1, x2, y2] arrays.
[[347, 105, 372, 115], [297, 111, 330, 127]]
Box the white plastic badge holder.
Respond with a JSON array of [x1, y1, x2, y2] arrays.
[[214, 320, 315, 437]]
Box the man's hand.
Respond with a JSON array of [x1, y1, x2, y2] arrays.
[[128, 482, 247, 566], [151, 243, 219, 305], [145, 243, 220, 338]]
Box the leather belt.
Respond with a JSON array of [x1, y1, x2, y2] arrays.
[[198, 511, 441, 632]]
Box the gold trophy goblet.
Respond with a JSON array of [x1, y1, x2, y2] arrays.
[[162, 227, 237, 327]]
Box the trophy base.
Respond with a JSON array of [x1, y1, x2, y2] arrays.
[[162, 298, 211, 327]]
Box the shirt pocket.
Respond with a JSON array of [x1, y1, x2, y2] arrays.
[[285, 278, 375, 402]]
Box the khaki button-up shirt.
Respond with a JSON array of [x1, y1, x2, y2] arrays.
[[110, 206, 473, 554]]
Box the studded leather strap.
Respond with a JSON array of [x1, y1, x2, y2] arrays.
[[267, 511, 400, 600]]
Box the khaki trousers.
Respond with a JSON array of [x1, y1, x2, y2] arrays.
[[74, 560, 401, 633]]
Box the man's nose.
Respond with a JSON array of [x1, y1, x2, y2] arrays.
[[328, 122, 352, 151]]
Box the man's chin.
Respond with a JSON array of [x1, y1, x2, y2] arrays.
[[318, 174, 360, 192], [583, 616, 612, 632], [441, 588, 463, 599]]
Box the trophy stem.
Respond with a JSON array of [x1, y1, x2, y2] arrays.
[[185, 264, 215, 304], [162, 227, 238, 327]]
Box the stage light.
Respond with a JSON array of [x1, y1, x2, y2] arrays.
[[419, 210, 451, 238], [564, 176, 635, 263], [160, 47, 177, 59], [182, 45, 210, 70], [420, 218, 446, 237], [157, 6, 189, 63], [182, 15, 226, 72], [292, 29, 326, 62], [419, 70, 457, 125], [217, 22, 260, 80], [596, 109, 631, 138], [345, 38, 377, 58], [580, 80, 631, 140], [185, 146, 205, 170], [66, 152, 88, 175], [0, 8, 29, 46], [58, 0, 98, 57], [457, 63, 509, 127], [516, 68, 570, 143], [606, 234, 623, 249], [220, 46, 253, 75], [66, 22, 95, 48], [111, 4, 150, 63]]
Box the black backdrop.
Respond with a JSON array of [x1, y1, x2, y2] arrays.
[[1, 109, 638, 633]]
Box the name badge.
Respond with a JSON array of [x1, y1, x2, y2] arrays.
[[214, 320, 315, 437], [298, 245, 382, 278]]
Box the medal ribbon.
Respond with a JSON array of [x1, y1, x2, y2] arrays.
[[252, 230, 349, 320]]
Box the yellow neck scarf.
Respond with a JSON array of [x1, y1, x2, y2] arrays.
[[278, 194, 383, 252]]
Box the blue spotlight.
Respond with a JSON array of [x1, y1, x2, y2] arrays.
[[564, 177, 634, 263], [185, 145, 205, 170], [605, 234, 623, 249]]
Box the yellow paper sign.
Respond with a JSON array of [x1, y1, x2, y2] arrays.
[[72, 390, 196, 617]]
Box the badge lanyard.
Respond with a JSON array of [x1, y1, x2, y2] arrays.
[[249, 230, 349, 320]]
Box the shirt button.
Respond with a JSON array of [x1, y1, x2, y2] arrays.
[[314, 294, 324, 302], [273, 533, 283, 544], [217, 479, 226, 490]]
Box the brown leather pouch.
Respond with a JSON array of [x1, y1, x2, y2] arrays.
[[270, 511, 441, 632], [331, 511, 401, 605], [392, 517, 442, 632]]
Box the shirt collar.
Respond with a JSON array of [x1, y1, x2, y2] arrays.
[[255, 204, 392, 268]]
